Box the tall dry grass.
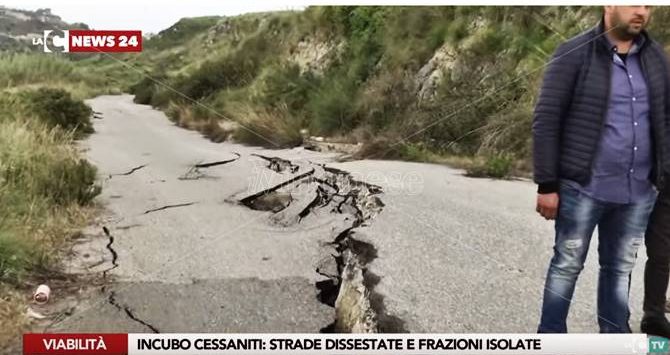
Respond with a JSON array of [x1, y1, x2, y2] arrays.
[[228, 103, 305, 148], [0, 53, 135, 99], [0, 68, 102, 345]]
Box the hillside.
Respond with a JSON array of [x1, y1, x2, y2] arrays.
[[0, 6, 89, 52], [5, 6, 670, 175], [128, 6, 670, 177]]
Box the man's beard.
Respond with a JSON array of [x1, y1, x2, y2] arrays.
[[612, 14, 647, 40]]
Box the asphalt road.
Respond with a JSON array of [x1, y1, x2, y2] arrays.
[[332, 160, 647, 333], [44, 94, 648, 334]]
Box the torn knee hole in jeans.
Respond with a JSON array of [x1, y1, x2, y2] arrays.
[[561, 239, 583, 249], [630, 237, 643, 248]]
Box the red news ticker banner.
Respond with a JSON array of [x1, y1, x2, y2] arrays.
[[68, 30, 142, 52], [24, 333, 128, 355]]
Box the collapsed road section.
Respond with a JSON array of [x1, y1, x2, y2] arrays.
[[238, 154, 403, 333]]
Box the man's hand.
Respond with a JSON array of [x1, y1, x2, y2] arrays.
[[536, 193, 559, 220]]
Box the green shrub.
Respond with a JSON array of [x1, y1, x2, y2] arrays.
[[128, 70, 172, 107], [130, 75, 159, 105], [466, 153, 514, 179], [230, 104, 304, 147], [299, 7, 385, 137], [397, 143, 429, 162], [170, 33, 273, 101], [41, 158, 101, 205], [354, 69, 415, 133], [173, 52, 260, 100], [0, 232, 32, 284], [0, 121, 100, 206], [24, 88, 93, 135], [479, 90, 535, 158], [201, 119, 230, 143], [253, 63, 318, 113], [445, 15, 470, 44], [307, 78, 358, 135], [382, 7, 452, 69]]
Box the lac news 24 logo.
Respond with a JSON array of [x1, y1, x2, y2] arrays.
[[34, 30, 142, 53]]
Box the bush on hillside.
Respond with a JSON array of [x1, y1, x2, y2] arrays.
[[253, 63, 318, 114], [172, 34, 273, 101], [0, 120, 100, 206], [24, 88, 93, 135], [230, 104, 304, 148], [42, 158, 101, 205], [466, 153, 514, 179], [172, 53, 257, 101], [307, 77, 358, 135], [130, 75, 161, 105]]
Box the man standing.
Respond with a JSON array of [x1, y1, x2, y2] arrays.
[[533, 6, 668, 333]]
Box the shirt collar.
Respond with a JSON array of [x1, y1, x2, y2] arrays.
[[605, 32, 645, 55]]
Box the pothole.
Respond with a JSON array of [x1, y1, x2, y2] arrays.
[[242, 191, 292, 212]]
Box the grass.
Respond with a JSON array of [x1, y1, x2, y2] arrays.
[[0, 54, 78, 88], [0, 90, 100, 279], [165, 102, 232, 143], [228, 103, 304, 148], [0, 52, 116, 347], [0, 92, 100, 345], [465, 153, 515, 179], [0, 284, 29, 349], [0, 53, 139, 99]]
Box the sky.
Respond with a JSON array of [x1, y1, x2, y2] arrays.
[[1, 1, 307, 34]]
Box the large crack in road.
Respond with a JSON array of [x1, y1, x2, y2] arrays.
[[101, 226, 119, 279], [107, 291, 160, 333], [45, 95, 408, 336], [239, 155, 402, 333], [63, 152, 397, 334], [102, 226, 161, 333]]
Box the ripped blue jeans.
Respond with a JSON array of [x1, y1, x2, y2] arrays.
[[538, 184, 656, 333]]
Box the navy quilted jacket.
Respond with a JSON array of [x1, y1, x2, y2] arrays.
[[532, 21, 669, 194]]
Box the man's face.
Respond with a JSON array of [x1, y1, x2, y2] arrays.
[[606, 6, 651, 39]]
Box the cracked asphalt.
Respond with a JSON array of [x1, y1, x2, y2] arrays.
[[331, 161, 648, 333], [47, 95, 345, 333], [42, 94, 649, 334]]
